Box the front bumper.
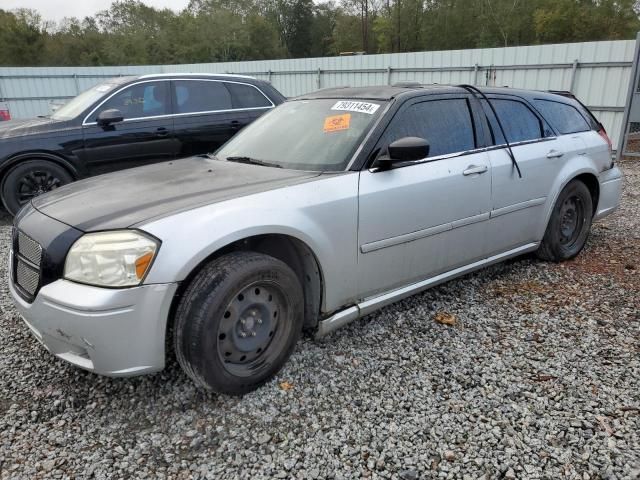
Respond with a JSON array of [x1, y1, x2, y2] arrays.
[[9, 270, 178, 376], [594, 166, 623, 221]]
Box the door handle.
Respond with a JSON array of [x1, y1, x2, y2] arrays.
[[546, 149, 564, 159], [155, 127, 170, 137], [463, 164, 488, 176]]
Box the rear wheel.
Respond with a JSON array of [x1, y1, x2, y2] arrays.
[[174, 252, 304, 395], [1, 160, 73, 215], [537, 179, 593, 262]]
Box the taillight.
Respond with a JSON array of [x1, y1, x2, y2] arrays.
[[598, 126, 612, 152], [0, 109, 10, 121]]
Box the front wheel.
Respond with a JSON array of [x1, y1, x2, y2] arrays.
[[537, 179, 593, 262], [1, 160, 73, 215], [174, 252, 304, 395]]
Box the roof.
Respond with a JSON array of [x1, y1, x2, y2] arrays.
[[137, 73, 256, 81], [294, 84, 576, 104]]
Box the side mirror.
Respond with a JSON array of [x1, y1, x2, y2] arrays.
[[375, 137, 430, 170], [96, 109, 124, 127]]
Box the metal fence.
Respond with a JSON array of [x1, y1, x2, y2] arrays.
[[0, 39, 636, 149]]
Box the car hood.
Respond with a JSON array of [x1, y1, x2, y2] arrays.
[[0, 117, 69, 139], [31, 156, 321, 231]]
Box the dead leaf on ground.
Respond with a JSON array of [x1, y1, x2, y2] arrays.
[[279, 381, 294, 391], [532, 374, 557, 382], [596, 415, 614, 436], [434, 312, 457, 326]]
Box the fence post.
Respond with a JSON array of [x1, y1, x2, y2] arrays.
[[0, 76, 5, 101], [268, 69, 272, 84], [316, 68, 322, 89], [473, 63, 479, 85], [387, 66, 392, 85], [73, 73, 80, 95], [618, 31, 640, 160], [569, 59, 579, 93]]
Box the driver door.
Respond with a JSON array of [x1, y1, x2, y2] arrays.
[[81, 80, 179, 175], [357, 96, 493, 298]]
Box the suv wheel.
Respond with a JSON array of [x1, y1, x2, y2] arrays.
[[1, 160, 73, 215], [174, 252, 304, 395], [537, 179, 593, 262]]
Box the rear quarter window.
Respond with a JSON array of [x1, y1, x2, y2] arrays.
[[225, 82, 272, 109], [533, 99, 591, 135]]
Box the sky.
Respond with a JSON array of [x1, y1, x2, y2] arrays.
[[1, 0, 192, 22]]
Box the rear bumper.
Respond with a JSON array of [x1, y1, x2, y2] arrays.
[[594, 166, 623, 221], [9, 267, 178, 376]]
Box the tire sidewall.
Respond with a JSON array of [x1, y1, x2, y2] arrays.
[[1, 160, 73, 215], [177, 253, 304, 395], [544, 180, 593, 261]]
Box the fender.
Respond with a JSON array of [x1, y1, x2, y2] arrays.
[[536, 154, 600, 241], [140, 173, 361, 313], [1, 151, 84, 179]]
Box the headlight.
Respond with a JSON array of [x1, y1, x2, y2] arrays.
[[64, 230, 159, 287]]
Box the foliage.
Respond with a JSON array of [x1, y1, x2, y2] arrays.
[[0, 0, 638, 66]]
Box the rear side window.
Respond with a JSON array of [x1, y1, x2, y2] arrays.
[[174, 80, 232, 114], [482, 99, 544, 144], [225, 82, 272, 109], [381, 98, 476, 157], [533, 99, 590, 134]]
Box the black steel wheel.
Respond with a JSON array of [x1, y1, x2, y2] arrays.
[[174, 252, 303, 395], [538, 179, 593, 262], [1, 160, 73, 215]]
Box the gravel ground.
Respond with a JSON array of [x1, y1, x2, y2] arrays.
[[0, 161, 639, 480]]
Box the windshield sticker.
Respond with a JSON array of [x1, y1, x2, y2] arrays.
[[324, 113, 351, 133], [331, 100, 380, 115]]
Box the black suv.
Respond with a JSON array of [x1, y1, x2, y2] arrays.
[[0, 74, 285, 214]]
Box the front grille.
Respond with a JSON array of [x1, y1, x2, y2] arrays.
[[17, 231, 42, 267], [13, 229, 43, 299], [16, 259, 40, 295]]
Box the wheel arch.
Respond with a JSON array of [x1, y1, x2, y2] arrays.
[[166, 233, 325, 355], [0, 151, 81, 181]]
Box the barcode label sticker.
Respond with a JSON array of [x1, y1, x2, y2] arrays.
[[331, 101, 380, 115]]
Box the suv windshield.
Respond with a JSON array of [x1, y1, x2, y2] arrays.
[[216, 98, 385, 171], [51, 82, 120, 121]]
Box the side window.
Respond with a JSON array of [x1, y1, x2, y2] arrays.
[[95, 81, 170, 121], [481, 99, 545, 144], [174, 80, 232, 114], [225, 82, 272, 109], [533, 99, 590, 135], [380, 99, 476, 158]]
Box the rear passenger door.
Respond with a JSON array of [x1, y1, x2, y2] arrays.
[[171, 80, 274, 158], [172, 80, 236, 157], [357, 96, 492, 298], [483, 97, 585, 254]]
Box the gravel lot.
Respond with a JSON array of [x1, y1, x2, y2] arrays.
[[1, 161, 639, 480]]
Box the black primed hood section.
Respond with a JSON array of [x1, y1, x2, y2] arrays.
[[32, 156, 321, 231], [0, 117, 72, 139]]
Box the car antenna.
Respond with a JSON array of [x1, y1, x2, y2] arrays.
[[457, 84, 522, 178]]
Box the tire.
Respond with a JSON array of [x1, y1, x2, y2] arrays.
[[174, 252, 304, 395], [1, 160, 74, 215], [537, 179, 593, 262]]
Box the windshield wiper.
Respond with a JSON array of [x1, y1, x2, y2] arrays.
[[225, 156, 282, 168]]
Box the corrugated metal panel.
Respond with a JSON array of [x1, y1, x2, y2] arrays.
[[0, 39, 634, 146]]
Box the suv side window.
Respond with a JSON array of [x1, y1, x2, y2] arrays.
[[481, 99, 545, 144], [533, 99, 590, 134], [225, 82, 272, 109], [174, 80, 232, 114], [380, 98, 476, 158], [95, 81, 170, 121]]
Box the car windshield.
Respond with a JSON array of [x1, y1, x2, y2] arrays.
[[216, 98, 385, 171], [51, 82, 120, 121]]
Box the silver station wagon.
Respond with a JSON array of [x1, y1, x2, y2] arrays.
[[9, 84, 623, 394]]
